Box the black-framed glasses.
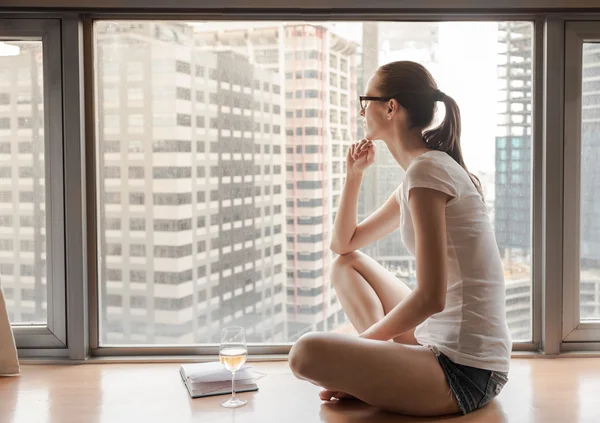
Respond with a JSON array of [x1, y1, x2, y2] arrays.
[[359, 95, 401, 112]]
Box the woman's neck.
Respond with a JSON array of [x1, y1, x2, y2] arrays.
[[385, 127, 432, 171]]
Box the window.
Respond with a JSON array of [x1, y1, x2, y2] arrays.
[[177, 114, 191, 127], [153, 167, 192, 178], [154, 193, 192, 205], [176, 60, 191, 74], [152, 140, 189, 153], [92, 20, 536, 348], [129, 193, 145, 205], [563, 34, 600, 344], [18, 117, 31, 129], [176, 87, 191, 101], [1, 37, 55, 330], [129, 218, 145, 231]]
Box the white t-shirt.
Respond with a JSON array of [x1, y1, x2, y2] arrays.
[[395, 150, 512, 373]]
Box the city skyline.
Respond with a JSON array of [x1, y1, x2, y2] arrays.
[[180, 20, 510, 174]]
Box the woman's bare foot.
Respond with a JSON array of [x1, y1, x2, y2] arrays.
[[319, 388, 358, 401]]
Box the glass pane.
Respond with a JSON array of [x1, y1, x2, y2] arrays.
[[0, 41, 47, 325], [94, 21, 533, 345], [579, 43, 600, 322], [493, 23, 533, 341]]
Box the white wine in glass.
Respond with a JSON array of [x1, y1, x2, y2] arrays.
[[219, 326, 248, 408]]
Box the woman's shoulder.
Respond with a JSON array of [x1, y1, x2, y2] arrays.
[[409, 151, 473, 189], [405, 151, 458, 182]]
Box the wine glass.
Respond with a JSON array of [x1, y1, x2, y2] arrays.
[[219, 326, 248, 408]]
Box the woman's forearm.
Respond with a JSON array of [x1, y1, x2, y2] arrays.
[[330, 171, 363, 253], [360, 289, 442, 341]]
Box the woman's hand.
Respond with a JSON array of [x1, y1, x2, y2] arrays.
[[346, 139, 376, 178]]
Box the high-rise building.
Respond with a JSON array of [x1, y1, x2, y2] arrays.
[[95, 22, 286, 344], [196, 23, 358, 340], [0, 41, 47, 324], [495, 22, 534, 340], [581, 43, 600, 267], [495, 22, 532, 257]]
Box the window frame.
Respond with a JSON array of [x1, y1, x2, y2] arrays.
[[7, 10, 596, 358], [0, 19, 68, 352], [84, 15, 544, 357], [562, 21, 600, 345]]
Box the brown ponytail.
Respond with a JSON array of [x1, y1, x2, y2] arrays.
[[423, 93, 484, 200], [376, 61, 484, 200]]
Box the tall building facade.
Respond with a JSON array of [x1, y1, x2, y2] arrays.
[[495, 22, 535, 340], [495, 22, 532, 258], [0, 41, 47, 324], [95, 22, 286, 344], [196, 23, 358, 340], [581, 43, 600, 267]]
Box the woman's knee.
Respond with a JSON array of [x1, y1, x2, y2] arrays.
[[331, 250, 361, 283], [288, 332, 328, 379]]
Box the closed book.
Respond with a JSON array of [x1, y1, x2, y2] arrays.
[[179, 363, 262, 398]]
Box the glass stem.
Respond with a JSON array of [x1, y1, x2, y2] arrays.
[[232, 371, 236, 400]]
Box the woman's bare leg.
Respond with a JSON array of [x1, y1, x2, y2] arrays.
[[330, 250, 417, 344], [289, 332, 460, 416], [320, 250, 418, 401]]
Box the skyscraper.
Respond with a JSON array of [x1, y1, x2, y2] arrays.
[[495, 22, 534, 340], [196, 23, 358, 340], [495, 22, 532, 258], [95, 21, 286, 344], [0, 41, 47, 325]]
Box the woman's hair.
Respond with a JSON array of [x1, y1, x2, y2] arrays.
[[375, 61, 483, 200]]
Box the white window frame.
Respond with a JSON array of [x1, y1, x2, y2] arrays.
[[562, 21, 600, 344]]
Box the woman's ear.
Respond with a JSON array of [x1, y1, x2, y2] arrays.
[[389, 99, 401, 114], [388, 99, 399, 118]]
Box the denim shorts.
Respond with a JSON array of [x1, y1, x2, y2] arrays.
[[428, 345, 509, 415]]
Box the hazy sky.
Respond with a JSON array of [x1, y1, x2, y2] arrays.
[[195, 21, 515, 173], [328, 21, 501, 173], [438, 22, 499, 174], [2, 23, 509, 175]]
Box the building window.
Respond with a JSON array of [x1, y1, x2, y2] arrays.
[[129, 193, 145, 205], [176, 60, 191, 74]]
